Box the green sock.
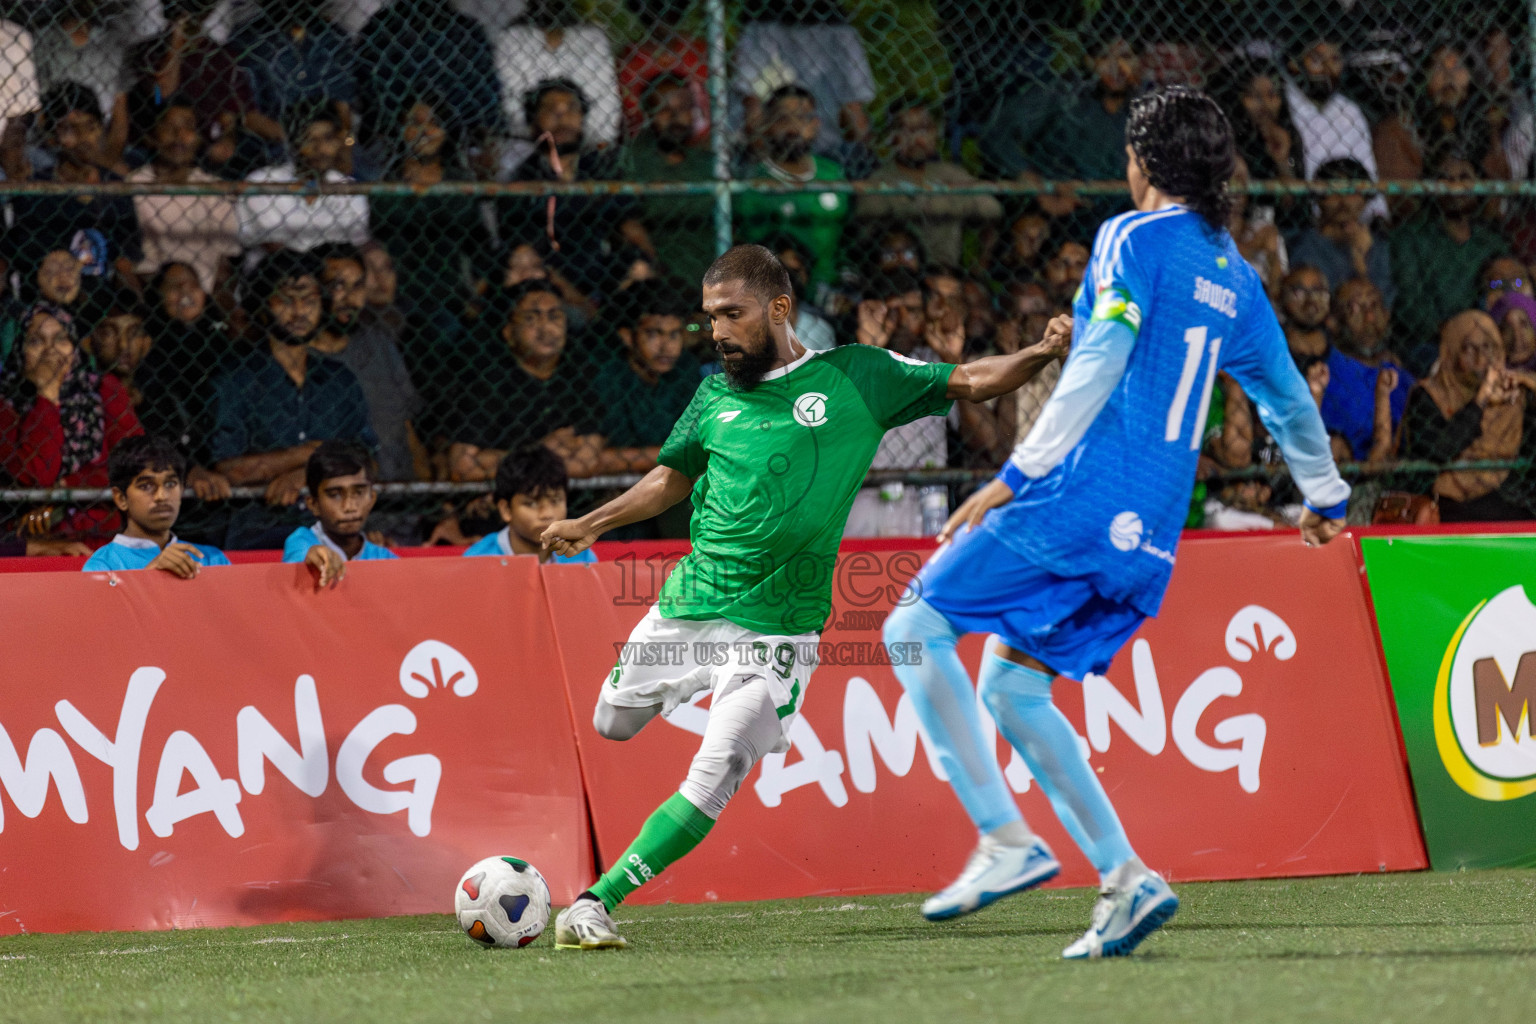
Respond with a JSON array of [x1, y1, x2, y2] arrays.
[[589, 793, 716, 910]]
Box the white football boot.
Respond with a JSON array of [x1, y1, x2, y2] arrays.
[[922, 834, 1061, 921], [1061, 868, 1178, 959], [554, 898, 628, 950]]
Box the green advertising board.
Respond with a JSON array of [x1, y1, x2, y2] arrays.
[[1362, 535, 1536, 870]]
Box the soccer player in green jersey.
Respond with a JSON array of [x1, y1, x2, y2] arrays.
[[542, 244, 1068, 949]]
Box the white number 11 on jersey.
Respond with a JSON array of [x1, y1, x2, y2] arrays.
[[1165, 326, 1223, 449]]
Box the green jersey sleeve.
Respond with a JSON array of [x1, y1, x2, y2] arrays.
[[657, 379, 713, 478], [834, 345, 955, 429]]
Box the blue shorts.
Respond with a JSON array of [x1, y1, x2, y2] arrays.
[[912, 523, 1146, 681]]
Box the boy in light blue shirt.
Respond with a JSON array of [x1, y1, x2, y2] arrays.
[[464, 445, 597, 565], [283, 440, 397, 587], [84, 435, 231, 576]]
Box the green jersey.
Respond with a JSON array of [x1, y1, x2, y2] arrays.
[[656, 344, 953, 634], [736, 156, 849, 288]]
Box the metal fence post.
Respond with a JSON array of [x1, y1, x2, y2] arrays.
[[707, 0, 732, 258]]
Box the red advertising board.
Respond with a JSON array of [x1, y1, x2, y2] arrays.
[[0, 558, 591, 934], [544, 535, 1426, 904]]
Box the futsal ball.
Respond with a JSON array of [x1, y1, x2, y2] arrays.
[[455, 856, 551, 948]]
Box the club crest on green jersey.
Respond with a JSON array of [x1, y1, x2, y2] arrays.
[[792, 392, 829, 427]]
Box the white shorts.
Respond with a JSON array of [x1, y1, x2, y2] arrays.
[[600, 605, 819, 753]]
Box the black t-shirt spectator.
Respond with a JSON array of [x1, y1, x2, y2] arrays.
[[448, 335, 601, 452], [8, 168, 143, 279], [498, 148, 638, 297]]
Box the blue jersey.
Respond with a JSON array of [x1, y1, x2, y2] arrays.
[[83, 535, 231, 571], [463, 527, 597, 564], [282, 525, 398, 563], [990, 205, 1349, 618]]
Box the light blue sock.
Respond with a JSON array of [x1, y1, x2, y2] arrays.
[[884, 598, 1023, 835], [977, 650, 1136, 876]]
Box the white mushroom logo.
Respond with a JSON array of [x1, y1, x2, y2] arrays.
[[1224, 605, 1298, 662], [399, 640, 478, 699]]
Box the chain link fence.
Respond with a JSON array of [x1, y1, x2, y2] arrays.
[[0, 0, 1533, 551]]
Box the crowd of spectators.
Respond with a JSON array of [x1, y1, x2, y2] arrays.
[[2, 0, 1535, 554]]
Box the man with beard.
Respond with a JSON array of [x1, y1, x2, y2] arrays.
[[1320, 277, 1412, 462], [856, 99, 1002, 269], [446, 279, 655, 482], [1043, 239, 1090, 313], [311, 243, 423, 481], [1279, 264, 1332, 368], [500, 78, 653, 299], [539, 244, 1069, 950], [1390, 150, 1510, 376], [736, 85, 850, 295], [206, 249, 375, 548], [1281, 16, 1378, 182], [626, 75, 716, 288]]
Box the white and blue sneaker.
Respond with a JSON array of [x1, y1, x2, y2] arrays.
[[1061, 868, 1178, 959], [922, 834, 1061, 921]]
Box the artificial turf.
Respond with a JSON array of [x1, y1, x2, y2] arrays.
[[0, 870, 1531, 1024]]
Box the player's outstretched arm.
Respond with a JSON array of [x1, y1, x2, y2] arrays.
[[541, 464, 695, 557], [944, 315, 1072, 402], [1226, 315, 1351, 547]]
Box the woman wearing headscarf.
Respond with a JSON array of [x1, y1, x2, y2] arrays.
[[1490, 290, 1536, 374], [0, 302, 143, 535], [1400, 309, 1534, 521]]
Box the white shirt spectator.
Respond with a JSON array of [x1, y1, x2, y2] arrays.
[[237, 165, 370, 255], [495, 23, 620, 145], [732, 21, 876, 155], [845, 345, 948, 537], [1285, 80, 1387, 221], [33, 21, 131, 124], [1284, 80, 1377, 180], [0, 20, 39, 122], [128, 165, 241, 292]]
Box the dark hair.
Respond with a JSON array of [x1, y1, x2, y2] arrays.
[[108, 434, 188, 494], [41, 81, 102, 130], [312, 242, 366, 276], [148, 260, 203, 312], [523, 77, 588, 129], [246, 248, 321, 310], [1126, 85, 1235, 230], [1314, 157, 1370, 181], [640, 73, 693, 112], [1282, 0, 1344, 59], [283, 96, 343, 147], [81, 286, 152, 335], [149, 92, 199, 130], [757, 231, 813, 272], [504, 277, 563, 311], [616, 279, 692, 329], [868, 268, 923, 300], [494, 444, 568, 503], [391, 91, 459, 169], [765, 84, 817, 118], [883, 94, 938, 128], [306, 439, 377, 496], [702, 244, 793, 308]]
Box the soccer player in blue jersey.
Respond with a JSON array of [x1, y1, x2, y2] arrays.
[[283, 440, 396, 587], [883, 86, 1351, 959], [84, 435, 231, 575], [463, 446, 597, 564]]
